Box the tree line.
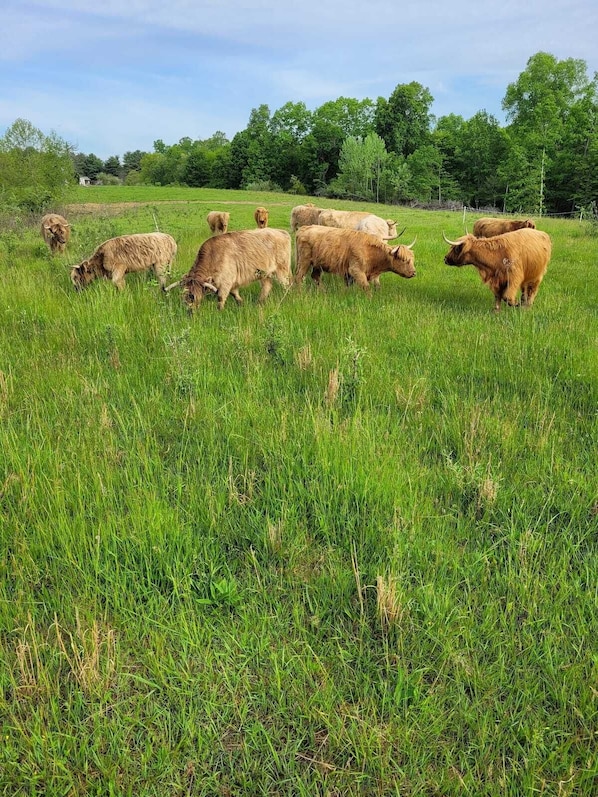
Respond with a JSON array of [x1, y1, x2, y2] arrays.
[[2, 52, 597, 217]]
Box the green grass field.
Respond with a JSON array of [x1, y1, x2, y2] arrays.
[[1, 187, 597, 795]]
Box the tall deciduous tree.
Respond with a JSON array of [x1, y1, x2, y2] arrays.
[[454, 111, 509, 208], [503, 52, 595, 214], [375, 82, 433, 157], [332, 133, 388, 201], [0, 118, 74, 212]]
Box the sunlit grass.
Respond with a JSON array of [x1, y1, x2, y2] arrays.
[[0, 192, 596, 795]]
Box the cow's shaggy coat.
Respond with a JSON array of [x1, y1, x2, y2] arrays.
[[443, 228, 552, 311], [41, 213, 70, 254], [254, 207, 269, 228], [473, 217, 536, 237], [174, 228, 292, 311], [71, 232, 177, 291], [207, 211, 230, 235], [295, 226, 416, 291], [317, 209, 398, 240], [290, 204, 323, 232]]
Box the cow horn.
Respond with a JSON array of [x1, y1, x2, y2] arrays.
[[202, 281, 218, 293], [396, 227, 406, 238], [442, 232, 461, 246], [164, 280, 181, 292], [404, 237, 417, 249]]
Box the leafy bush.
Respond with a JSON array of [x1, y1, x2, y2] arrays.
[[0, 118, 75, 213]]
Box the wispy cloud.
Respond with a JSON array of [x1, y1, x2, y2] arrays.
[[2, 0, 596, 157]]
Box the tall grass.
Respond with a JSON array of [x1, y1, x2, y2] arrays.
[[0, 191, 596, 795]]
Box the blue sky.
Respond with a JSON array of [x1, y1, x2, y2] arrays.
[[2, 0, 596, 159]]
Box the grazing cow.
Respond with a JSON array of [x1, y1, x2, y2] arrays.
[[290, 203, 323, 232], [207, 211, 230, 235], [254, 206, 269, 228], [71, 232, 177, 291], [443, 228, 551, 312], [166, 228, 292, 312], [41, 213, 70, 254], [473, 217, 536, 238], [295, 226, 416, 291]]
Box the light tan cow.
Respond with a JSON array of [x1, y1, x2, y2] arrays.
[[167, 228, 292, 311], [71, 232, 177, 291], [254, 207, 269, 228], [290, 204, 323, 232], [295, 226, 416, 291], [207, 211, 230, 235], [443, 228, 551, 311], [41, 213, 70, 254], [354, 214, 402, 241]]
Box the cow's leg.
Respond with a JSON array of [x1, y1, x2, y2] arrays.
[[258, 278, 273, 303], [294, 252, 312, 285], [154, 263, 167, 291], [311, 267, 323, 287], [217, 285, 232, 310], [522, 279, 542, 307], [347, 261, 370, 291], [231, 288, 243, 304], [503, 280, 522, 307], [111, 266, 127, 291]]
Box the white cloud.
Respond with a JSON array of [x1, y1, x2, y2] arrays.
[[2, 0, 596, 156]]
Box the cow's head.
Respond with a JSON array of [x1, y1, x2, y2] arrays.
[[182, 279, 217, 312], [385, 220, 399, 239], [443, 233, 474, 266], [524, 219, 536, 229], [390, 238, 416, 278], [46, 222, 70, 244], [70, 260, 96, 290]]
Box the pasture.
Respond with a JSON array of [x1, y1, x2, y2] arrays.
[[0, 187, 596, 795]]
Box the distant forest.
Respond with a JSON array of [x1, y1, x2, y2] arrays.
[[2, 52, 597, 217]]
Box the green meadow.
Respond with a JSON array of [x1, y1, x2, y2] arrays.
[[0, 187, 596, 795]]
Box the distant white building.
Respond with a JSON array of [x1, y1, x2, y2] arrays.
[[79, 176, 91, 186]]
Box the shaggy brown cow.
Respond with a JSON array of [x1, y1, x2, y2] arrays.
[[254, 207, 269, 228], [71, 232, 177, 291], [41, 213, 70, 254], [443, 228, 551, 311], [290, 203, 323, 232], [473, 217, 536, 237], [167, 228, 292, 311], [295, 226, 416, 291], [207, 211, 230, 235]]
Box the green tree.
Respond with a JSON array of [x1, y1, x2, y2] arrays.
[[183, 145, 210, 187], [405, 145, 442, 202], [103, 155, 122, 178], [331, 132, 388, 201], [123, 150, 146, 174], [0, 118, 74, 212], [454, 112, 509, 207], [503, 52, 595, 213], [375, 82, 433, 157]]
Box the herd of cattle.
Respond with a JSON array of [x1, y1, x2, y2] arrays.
[[40, 203, 552, 313]]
